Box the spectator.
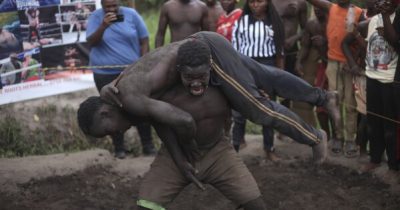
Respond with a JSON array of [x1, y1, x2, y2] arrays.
[[86, 0, 155, 158], [360, 0, 399, 177], [341, 0, 379, 158], [204, 0, 224, 31], [272, 0, 307, 110], [231, 0, 285, 161], [306, 0, 365, 157], [216, 0, 242, 42], [392, 2, 400, 168], [155, 0, 208, 47], [295, 5, 328, 129]]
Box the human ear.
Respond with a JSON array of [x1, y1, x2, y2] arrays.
[[99, 106, 111, 118]]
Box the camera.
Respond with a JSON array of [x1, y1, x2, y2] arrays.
[[112, 14, 124, 22]]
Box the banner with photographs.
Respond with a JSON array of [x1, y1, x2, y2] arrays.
[[0, 0, 98, 105]]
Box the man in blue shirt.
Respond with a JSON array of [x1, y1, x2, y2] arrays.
[[86, 0, 155, 158]]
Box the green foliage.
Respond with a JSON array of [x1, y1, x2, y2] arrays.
[[142, 9, 171, 49], [135, 0, 166, 12], [351, 0, 365, 7], [0, 115, 28, 157], [245, 121, 263, 135], [0, 12, 19, 26], [0, 104, 113, 157]]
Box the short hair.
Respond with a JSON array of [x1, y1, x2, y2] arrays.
[[77, 96, 104, 135], [176, 39, 211, 69]]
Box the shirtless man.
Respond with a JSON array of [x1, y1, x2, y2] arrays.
[[0, 27, 22, 59], [78, 54, 267, 209], [272, 0, 307, 74], [155, 0, 209, 47], [204, 0, 224, 31], [96, 32, 334, 165], [294, 5, 328, 127], [25, 8, 41, 43]]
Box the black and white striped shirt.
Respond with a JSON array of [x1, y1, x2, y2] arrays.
[[232, 14, 276, 58]]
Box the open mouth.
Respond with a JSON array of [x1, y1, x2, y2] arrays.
[[190, 85, 205, 96]]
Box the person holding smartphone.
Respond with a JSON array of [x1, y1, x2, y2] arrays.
[[86, 0, 155, 158]]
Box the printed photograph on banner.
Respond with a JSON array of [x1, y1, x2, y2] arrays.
[[16, 0, 60, 10], [57, 1, 95, 43], [0, 47, 41, 87], [60, 0, 101, 11], [0, 11, 23, 60], [0, 0, 17, 12], [18, 5, 62, 50], [41, 42, 89, 80]]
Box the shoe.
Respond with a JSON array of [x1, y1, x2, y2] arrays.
[[330, 138, 343, 155], [142, 145, 157, 156], [323, 91, 341, 135], [344, 141, 358, 158], [312, 129, 328, 164], [359, 162, 380, 173], [114, 151, 126, 159], [265, 149, 281, 162]]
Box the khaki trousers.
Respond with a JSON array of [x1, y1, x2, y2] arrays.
[[326, 59, 358, 141]]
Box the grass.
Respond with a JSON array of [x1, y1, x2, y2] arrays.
[[141, 9, 171, 50], [0, 104, 112, 157]]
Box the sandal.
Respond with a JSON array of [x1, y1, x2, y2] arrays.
[[330, 138, 342, 155], [344, 141, 358, 158]]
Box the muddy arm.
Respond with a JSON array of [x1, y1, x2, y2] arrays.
[[122, 94, 197, 153]]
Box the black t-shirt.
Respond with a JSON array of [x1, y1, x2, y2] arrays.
[[394, 8, 400, 84]]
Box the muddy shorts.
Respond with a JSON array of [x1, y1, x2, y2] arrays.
[[137, 139, 261, 209]]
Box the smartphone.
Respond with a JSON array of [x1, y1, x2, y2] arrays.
[[112, 14, 124, 22]]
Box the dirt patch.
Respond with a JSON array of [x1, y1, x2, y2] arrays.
[[0, 136, 399, 210], [1, 91, 399, 210]]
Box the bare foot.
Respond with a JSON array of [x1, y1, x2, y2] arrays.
[[265, 150, 281, 162], [312, 129, 328, 164]]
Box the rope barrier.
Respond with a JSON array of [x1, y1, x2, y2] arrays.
[[339, 101, 400, 125], [0, 63, 399, 125], [0, 64, 129, 77]]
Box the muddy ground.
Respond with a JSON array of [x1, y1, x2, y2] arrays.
[[0, 90, 399, 210], [1, 135, 399, 210]]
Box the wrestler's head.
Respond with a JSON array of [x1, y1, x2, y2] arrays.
[[176, 39, 211, 96], [77, 96, 131, 138]]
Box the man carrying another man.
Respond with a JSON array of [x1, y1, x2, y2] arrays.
[[78, 31, 340, 209]]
